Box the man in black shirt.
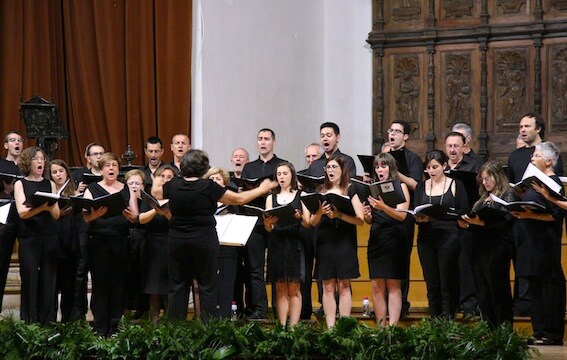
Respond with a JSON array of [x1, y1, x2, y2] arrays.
[[452, 123, 482, 165], [170, 134, 191, 170], [0, 131, 23, 309], [383, 120, 423, 316], [304, 122, 356, 178], [142, 136, 165, 191], [70, 142, 105, 320], [240, 128, 286, 319], [506, 112, 563, 317], [444, 131, 483, 316]]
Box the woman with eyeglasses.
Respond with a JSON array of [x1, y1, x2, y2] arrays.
[[123, 169, 148, 318], [13, 147, 60, 324], [457, 160, 515, 328], [362, 153, 411, 326], [413, 150, 468, 319], [49, 159, 80, 323], [82, 153, 138, 336], [310, 155, 365, 328], [139, 164, 177, 323]]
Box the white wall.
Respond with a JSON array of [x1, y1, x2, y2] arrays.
[[193, 0, 372, 173]]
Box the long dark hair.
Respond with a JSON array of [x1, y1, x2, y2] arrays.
[[273, 161, 298, 193], [322, 155, 351, 194], [49, 159, 77, 196]]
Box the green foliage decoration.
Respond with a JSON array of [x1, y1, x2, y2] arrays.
[[0, 315, 536, 359]]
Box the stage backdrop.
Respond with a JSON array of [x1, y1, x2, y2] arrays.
[[0, 0, 191, 166]]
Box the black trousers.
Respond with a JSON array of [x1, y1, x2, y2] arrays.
[[458, 231, 478, 311], [71, 231, 90, 319], [300, 227, 314, 319], [243, 227, 268, 315], [56, 254, 79, 323], [473, 239, 513, 328], [0, 205, 18, 310], [216, 252, 238, 318], [88, 233, 129, 336], [528, 263, 566, 341], [124, 228, 148, 313], [167, 233, 219, 321], [19, 234, 59, 325], [417, 229, 460, 318], [400, 216, 414, 313]]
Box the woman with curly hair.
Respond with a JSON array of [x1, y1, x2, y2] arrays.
[[14, 147, 60, 324]]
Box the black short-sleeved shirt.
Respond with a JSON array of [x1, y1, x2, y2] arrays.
[[0, 158, 20, 195], [304, 149, 356, 178], [163, 177, 227, 237]]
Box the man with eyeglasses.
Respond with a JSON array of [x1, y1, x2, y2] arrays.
[[444, 132, 483, 317], [382, 120, 423, 318], [304, 122, 356, 177], [0, 131, 24, 310], [72, 143, 106, 194], [70, 142, 106, 320]]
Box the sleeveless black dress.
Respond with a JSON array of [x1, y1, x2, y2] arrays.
[[367, 207, 408, 279], [314, 186, 360, 281], [266, 191, 304, 283]]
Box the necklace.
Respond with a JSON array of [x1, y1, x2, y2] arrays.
[[428, 176, 447, 205]]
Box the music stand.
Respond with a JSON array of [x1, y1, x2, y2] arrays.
[[19, 96, 68, 159]]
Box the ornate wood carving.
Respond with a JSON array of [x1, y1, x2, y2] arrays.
[[479, 41, 489, 158], [443, 0, 474, 18], [373, 47, 385, 153], [444, 53, 472, 127], [496, 0, 526, 14], [394, 55, 421, 128], [427, 46, 436, 151], [495, 49, 528, 132], [392, 0, 422, 22], [534, 37, 542, 115], [551, 46, 567, 130], [369, 0, 567, 165], [551, 0, 567, 11]]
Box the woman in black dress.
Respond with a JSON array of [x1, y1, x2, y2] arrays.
[[362, 153, 410, 326], [50, 159, 80, 322], [514, 142, 565, 345], [263, 161, 309, 326], [310, 155, 364, 328], [414, 150, 468, 319], [139, 164, 176, 323], [82, 153, 138, 336], [163, 149, 276, 321], [203, 166, 240, 319], [458, 160, 515, 328], [14, 147, 60, 324]]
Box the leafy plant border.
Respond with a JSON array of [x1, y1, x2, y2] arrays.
[[0, 315, 535, 359]]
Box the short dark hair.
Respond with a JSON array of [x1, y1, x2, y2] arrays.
[[258, 128, 275, 140], [144, 136, 163, 149], [4, 131, 22, 143], [180, 149, 210, 178], [391, 120, 411, 135], [425, 150, 447, 167], [521, 112, 545, 140], [320, 122, 340, 135], [445, 131, 466, 144], [84, 142, 105, 157]]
